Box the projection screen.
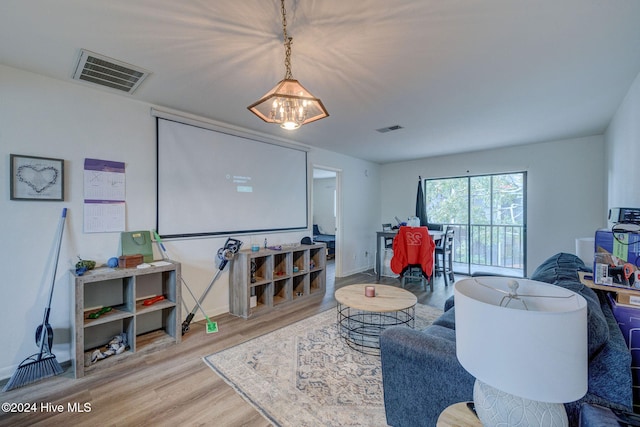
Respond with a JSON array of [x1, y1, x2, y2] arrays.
[[156, 117, 308, 238]]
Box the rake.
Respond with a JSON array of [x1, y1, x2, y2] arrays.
[[3, 208, 67, 391]]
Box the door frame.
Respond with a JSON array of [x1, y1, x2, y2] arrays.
[[425, 172, 527, 277], [311, 164, 343, 277]]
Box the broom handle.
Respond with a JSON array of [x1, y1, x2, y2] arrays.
[[40, 208, 67, 343]]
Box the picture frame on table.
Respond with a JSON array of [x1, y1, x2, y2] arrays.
[[10, 154, 65, 201]]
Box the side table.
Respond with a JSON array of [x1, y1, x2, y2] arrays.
[[334, 284, 417, 355], [437, 402, 482, 427]]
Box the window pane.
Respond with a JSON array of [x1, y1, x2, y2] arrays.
[[425, 177, 468, 224], [492, 174, 524, 225], [470, 176, 491, 225]]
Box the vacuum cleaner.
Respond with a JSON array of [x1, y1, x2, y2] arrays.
[[181, 238, 242, 334]]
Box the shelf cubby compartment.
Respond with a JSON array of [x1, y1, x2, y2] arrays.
[[310, 270, 325, 296], [292, 250, 308, 275], [82, 317, 135, 374], [135, 308, 178, 352], [250, 282, 272, 315], [71, 261, 181, 378], [310, 247, 326, 271], [273, 278, 291, 306], [136, 329, 177, 353], [251, 255, 272, 285], [229, 244, 326, 318], [293, 274, 308, 300], [136, 270, 178, 306], [84, 277, 134, 315], [273, 252, 289, 278]]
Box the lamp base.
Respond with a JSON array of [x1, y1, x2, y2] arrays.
[[473, 380, 569, 427]]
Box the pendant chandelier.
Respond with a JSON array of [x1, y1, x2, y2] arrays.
[[248, 0, 329, 130]]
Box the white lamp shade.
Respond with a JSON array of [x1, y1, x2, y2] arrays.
[[455, 277, 588, 403]]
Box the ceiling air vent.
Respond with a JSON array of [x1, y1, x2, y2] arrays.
[[72, 49, 151, 94], [376, 125, 404, 133]]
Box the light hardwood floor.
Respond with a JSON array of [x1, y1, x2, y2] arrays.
[[0, 263, 455, 427]]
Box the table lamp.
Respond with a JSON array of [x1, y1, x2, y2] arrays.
[[454, 277, 588, 427]]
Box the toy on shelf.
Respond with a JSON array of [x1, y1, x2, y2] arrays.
[[143, 295, 165, 306], [87, 306, 112, 319], [90, 333, 128, 364]]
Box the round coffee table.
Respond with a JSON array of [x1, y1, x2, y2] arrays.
[[334, 284, 417, 355]]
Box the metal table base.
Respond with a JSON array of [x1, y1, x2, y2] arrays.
[[337, 303, 415, 356]]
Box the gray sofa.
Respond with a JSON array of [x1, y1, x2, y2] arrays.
[[380, 252, 633, 427]]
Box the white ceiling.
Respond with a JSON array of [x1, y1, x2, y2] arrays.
[[2, 1, 640, 164]]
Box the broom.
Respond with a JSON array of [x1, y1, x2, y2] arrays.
[[3, 208, 67, 391], [152, 230, 219, 334]]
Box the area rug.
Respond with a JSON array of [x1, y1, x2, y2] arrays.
[[203, 303, 443, 427]]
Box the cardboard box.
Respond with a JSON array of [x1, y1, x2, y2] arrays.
[[594, 229, 640, 287], [608, 293, 640, 347], [616, 292, 640, 307], [607, 293, 640, 411], [579, 271, 640, 307]]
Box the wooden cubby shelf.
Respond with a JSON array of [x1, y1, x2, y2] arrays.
[[229, 243, 326, 318], [71, 260, 181, 378]]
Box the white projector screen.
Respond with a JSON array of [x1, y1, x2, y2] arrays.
[[156, 118, 308, 238]]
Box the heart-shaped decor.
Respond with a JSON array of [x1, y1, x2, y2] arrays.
[[16, 165, 59, 194]]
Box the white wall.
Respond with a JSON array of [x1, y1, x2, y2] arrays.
[[606, 70, 640, 209], [0, 64, 380, 378], [312, 177, 336, 235], [380, 136, 607, 274]]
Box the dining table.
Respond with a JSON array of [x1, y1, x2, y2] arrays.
[[375, 227, 444, 281]]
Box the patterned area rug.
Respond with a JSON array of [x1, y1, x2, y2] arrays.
[[204, 303, 443, 427]]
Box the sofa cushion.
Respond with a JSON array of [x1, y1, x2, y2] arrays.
[[530, 252, 609, 358], [432, 306, 456, 330], [421, 324, 457, 342]]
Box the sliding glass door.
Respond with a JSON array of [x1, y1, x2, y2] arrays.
[[425, 172, 526, 277]]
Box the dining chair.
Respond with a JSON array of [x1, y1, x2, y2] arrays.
[[434, 226, 455, 286], [400, 265, 433, 291], [390, 226, 435, 291], [426, 223, 444, 232]]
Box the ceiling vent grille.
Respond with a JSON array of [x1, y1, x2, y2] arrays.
[[72, 49, 151, 94], [376, 125, 404, 133]]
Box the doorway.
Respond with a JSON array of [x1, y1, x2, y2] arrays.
[[312, 166, 342, 280], [424, 172, 527, 277]]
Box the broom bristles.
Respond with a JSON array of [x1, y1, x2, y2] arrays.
[[3, 352, 63, 392]]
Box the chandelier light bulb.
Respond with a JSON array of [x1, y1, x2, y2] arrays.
[[281, 121, 299, 130]]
